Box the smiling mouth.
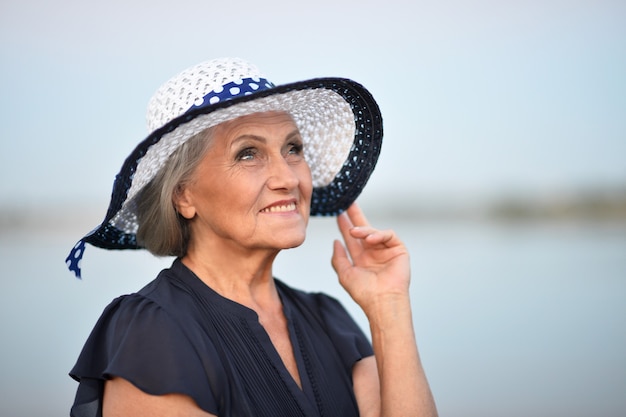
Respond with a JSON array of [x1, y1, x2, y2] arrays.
[[260, 202, 297, 213]]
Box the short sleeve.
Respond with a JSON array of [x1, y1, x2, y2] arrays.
[[69, 294, 220, 417], [313, 293, 374, 371]]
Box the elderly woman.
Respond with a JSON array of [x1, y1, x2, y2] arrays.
[[67, 58, 437, 417]]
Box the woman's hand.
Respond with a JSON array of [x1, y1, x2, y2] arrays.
[[331, 203, 411, 316]]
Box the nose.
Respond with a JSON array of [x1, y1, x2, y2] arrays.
[[266, 155, 300, 191]]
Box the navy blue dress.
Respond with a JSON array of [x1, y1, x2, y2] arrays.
[[70, 259, 373, 417]]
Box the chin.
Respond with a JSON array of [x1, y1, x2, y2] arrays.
[[284, 238, 306, 250], [275, 230, 307, 250]]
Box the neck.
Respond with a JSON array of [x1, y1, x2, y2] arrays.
[[181, 241, 282, 313]]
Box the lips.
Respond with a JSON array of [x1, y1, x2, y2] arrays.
[[260, 201, 297, 213]]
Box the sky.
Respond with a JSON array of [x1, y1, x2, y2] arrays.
[[0, 2, 625, 416], [0, 0, 625, 210]]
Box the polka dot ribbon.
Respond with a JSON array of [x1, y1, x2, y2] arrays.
[[66, 239, 86, 278], [190, 77, 275, 110]]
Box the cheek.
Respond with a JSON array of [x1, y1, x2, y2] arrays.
[[221, 173, 265, 216], [299, 163, 313, 196]]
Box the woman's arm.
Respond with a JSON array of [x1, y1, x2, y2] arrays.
[[333, 204, 438, 417], [103, 377, 216, 417]]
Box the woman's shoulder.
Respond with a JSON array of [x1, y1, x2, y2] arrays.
[[70, 275, 222, 416], [108, 259, 199, 316], [274, 279, 361, 332], [275, 279, 374, 366], [275, 279, 345, 312], [76, 261, 206, 368], [70, 263, 221, 402]]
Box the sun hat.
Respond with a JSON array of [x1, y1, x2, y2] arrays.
[[66, 57, 383, 278]]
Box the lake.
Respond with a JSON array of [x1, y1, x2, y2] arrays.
[[1, 215, 625, 416]]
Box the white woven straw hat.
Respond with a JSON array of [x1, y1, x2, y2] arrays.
[[66, 57, 383, 278]]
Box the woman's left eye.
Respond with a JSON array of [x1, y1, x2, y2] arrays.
[[287, 142, 304, 155]]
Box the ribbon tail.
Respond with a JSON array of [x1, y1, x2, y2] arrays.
[[65, 239, 86, 279]]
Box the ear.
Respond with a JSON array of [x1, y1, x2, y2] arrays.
[[173, 185, 196, 220]]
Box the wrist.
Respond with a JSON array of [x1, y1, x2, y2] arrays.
[[364, 293, 413, 330]]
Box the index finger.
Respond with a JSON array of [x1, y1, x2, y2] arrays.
[[336, 210, 362, 258], [345, 203, 371, 228]]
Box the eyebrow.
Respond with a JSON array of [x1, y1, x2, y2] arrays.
[[231, 129, 302, 147]]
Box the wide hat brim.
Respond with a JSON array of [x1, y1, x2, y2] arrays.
[[66, 77, 382, 277]]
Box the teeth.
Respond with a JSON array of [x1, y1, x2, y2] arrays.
[[262, 203, 296, 213]]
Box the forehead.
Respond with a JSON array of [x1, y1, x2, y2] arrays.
[[213, 111, 299, 138]]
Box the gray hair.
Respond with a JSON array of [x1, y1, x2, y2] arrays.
[[135, 127, 214, 257]]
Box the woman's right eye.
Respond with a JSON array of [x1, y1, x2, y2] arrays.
[[236, 147, 256, 161]]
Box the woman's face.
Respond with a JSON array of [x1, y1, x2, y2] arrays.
[[176, 111, 313, 254]]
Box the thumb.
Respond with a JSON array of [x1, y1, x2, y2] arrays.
[[331, 239, 352, 276]]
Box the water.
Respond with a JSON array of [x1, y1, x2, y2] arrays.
[[1, 216, 625, 417]]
